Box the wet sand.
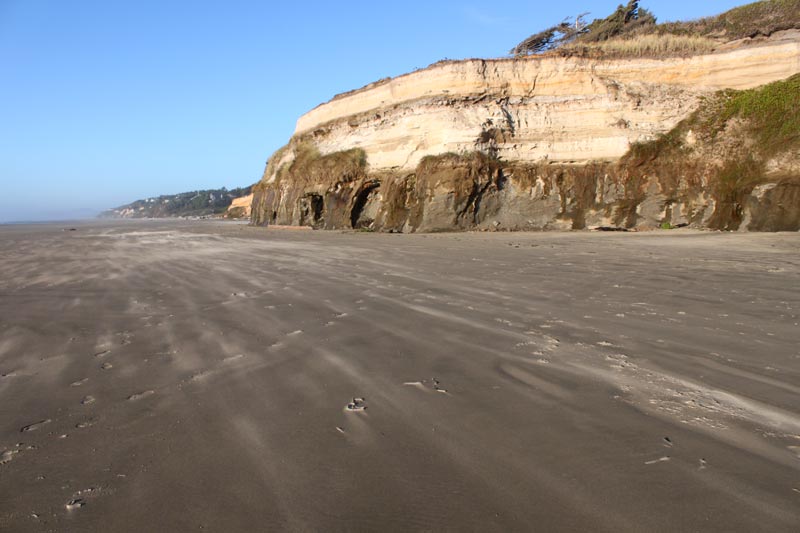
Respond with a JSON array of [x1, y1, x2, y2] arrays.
[[0, 220, 798, 531]]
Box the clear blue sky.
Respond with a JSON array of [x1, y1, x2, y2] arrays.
[[0, 0, 747, 221]]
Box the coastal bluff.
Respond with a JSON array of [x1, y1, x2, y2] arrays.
[[252, 34, 800, 232]]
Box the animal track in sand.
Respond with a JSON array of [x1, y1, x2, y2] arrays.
[[645, 456, 670, 465], [81, 396, 96, 405], [345, 397, 367, 411], [127, 390, 154, 401], [20, 419, 51, 433], [70, 378, 89, 386], [75, 419, 96, 429], [286, 330, 303, 336], [93, 350, 111, 358], [100, 362, 113, 370]]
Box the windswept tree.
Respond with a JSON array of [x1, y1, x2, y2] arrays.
[[510, 1, 657, 56], [510, 14, 589, 55]]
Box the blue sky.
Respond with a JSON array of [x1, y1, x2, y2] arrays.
[[0, 0, 747, 221]]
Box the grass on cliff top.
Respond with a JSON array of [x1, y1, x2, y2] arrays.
[[559, 33, 716, 59], [661, 0, 800, 41]]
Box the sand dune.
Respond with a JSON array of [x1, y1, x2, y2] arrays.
[[0, 220, 798, 531]]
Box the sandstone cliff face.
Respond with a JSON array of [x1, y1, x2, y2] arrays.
[[252, 38, 800, 232], [226, 193, 254, 218]]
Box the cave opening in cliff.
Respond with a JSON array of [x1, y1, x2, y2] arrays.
[[299, 194, 324, 228], [350, 182, 381, 229]]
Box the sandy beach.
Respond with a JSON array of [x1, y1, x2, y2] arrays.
[[0, 220, 798, 531]]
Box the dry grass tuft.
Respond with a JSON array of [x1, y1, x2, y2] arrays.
[[560, 33, 716, 58]]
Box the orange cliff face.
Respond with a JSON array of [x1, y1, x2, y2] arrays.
[[226, 193, 253, 218]]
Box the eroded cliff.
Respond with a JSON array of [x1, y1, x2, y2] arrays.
[[252, 32, 800, 232]]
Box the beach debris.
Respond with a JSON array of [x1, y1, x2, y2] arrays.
[[403, 378, 448, 393], [346, 397, 366, 411], [592, 226, 629, 232], [65, 499, 85, 511]]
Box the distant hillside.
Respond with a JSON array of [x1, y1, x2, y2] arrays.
[[100, 186, 252, 219]]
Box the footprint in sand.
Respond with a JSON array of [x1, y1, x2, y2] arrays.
[[1, 449, 19, 464], [20, 419, 51, 433], [345, 397, 367, 412], [127, 390, 154, 401], [189, 370, 213, 382]]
